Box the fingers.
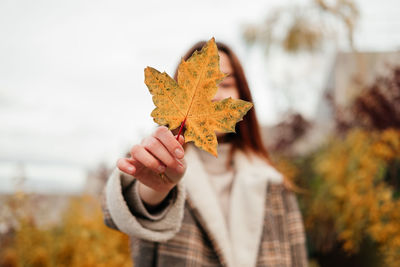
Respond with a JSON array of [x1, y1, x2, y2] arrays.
[[118, 126, 187, 184], [176, 134, 185, 146], [153, 126, 185, 159], [130, 145, 166, 173], [117, 158, 136, 175], [164, 157, 186, 183], [141, 136, 185, 173]]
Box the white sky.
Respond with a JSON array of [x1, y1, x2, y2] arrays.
[[0, 0, 399, 193]]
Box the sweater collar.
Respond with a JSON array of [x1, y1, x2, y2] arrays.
[[196, 142, 232, 174]]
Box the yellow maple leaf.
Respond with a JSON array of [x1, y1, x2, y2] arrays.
[[144, 38, 253, 157]]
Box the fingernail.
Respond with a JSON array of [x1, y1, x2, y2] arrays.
[[158, 165, 166, 173], [177, 163, 184, 172], [127, 167, 134, 173], [175, 148, 184, 158]]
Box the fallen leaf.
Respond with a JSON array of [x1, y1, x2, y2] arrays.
[[145, 38, 253, 156]]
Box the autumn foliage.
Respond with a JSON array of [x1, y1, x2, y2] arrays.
[[0, 194, 131, 267], [275, 66, 400, 266]]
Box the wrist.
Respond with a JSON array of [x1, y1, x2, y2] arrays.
[[138, 182, 173, 208]]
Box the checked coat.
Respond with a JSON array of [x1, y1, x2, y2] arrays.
[[101, 145, 308, 267]]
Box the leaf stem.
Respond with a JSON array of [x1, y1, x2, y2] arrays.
[[176, 117, 187, 141]]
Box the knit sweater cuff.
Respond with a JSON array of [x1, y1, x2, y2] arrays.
[[123, 179, 176, 221], [105, 168, 186, 242]]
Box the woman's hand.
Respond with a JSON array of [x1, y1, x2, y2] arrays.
[[117, 126, 186, 207]]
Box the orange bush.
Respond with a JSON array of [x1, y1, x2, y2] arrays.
[[0, 194, 132, 267]]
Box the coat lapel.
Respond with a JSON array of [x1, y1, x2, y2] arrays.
[[229, 151, 283, 267], [183, 145, 283, 267], [183, 145, 234, 267]]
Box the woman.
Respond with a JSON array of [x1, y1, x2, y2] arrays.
[[101, 41, 308, 267]]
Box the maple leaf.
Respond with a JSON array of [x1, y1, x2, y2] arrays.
[[144, 38, 253, 157]]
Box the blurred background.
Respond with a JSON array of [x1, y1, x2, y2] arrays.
[[0, 0, 399, 266]]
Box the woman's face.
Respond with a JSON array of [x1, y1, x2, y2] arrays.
[[213, 51, 239, 101]]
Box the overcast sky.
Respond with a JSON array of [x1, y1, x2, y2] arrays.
[[0, 0, 399, 193]]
